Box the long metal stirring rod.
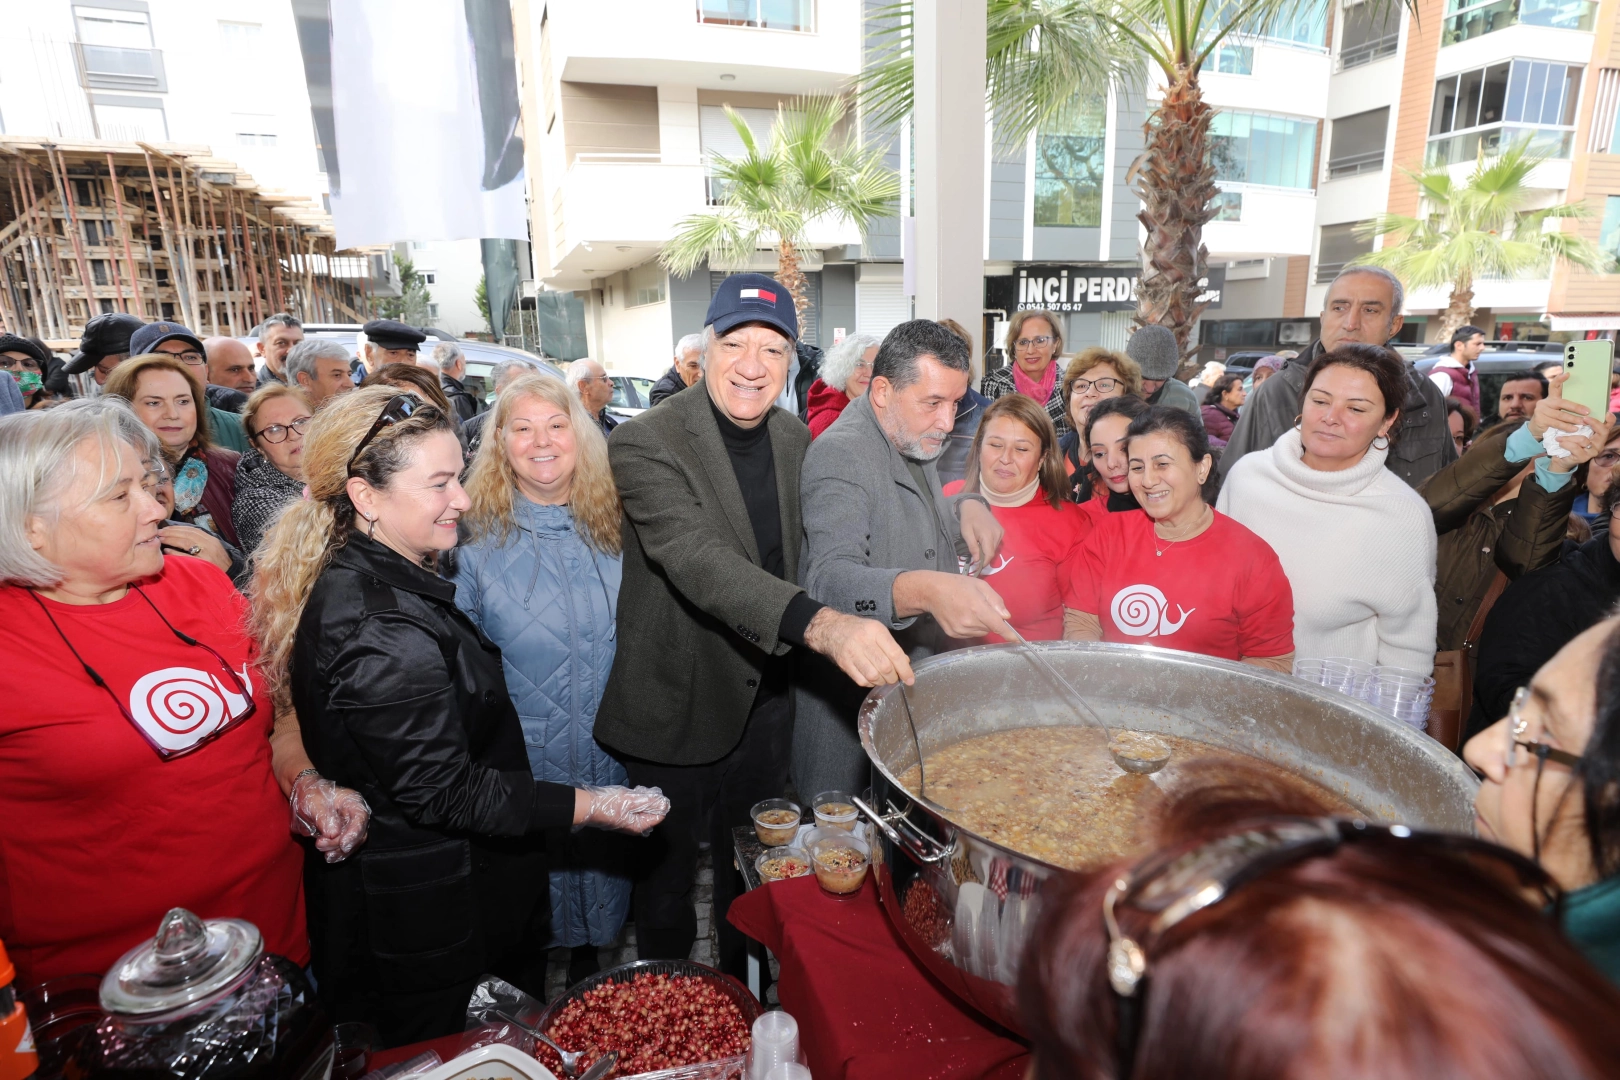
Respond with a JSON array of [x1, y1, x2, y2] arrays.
[[1002, 626, 1115, 740]]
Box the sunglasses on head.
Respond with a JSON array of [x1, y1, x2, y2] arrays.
[[1101, 815, 1555, 1079], [348, 394, 440, 474]]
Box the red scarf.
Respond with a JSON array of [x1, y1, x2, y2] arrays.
[[1012, 357, 1058, 406]]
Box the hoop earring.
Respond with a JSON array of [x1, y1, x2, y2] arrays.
[[1373, 435, 1390, 450], [364, 515, 378, 538], [1293, 415, 1302, 430]]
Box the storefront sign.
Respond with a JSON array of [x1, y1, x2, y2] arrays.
[[986, 264, 1225, 314]]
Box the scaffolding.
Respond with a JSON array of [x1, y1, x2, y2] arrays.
[[0, 137, 383, 343]]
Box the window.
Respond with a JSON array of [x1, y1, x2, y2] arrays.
[[696, 0, 814, 32], [1224, 1, 1328, 46], [236, 132, 277, 148], [1203, 319, 1278, 346], [1035, 102, 1108, 227], [1592, 68, 1619, 153], [427, 303, 440, 320], [83, 220, 101, 246], [1209, 111, 1319, 189], [1442, 0, 1596, 47], [1327, 107, 1389, 178], [1339, 1, 1400, 69], [1211, 190, 1244, 220], [1316, 221, 1374, 283], [701, 104, 791, 202], [218, 21, 262, 50], [627, 263, 667, 307], [421, 272, 437, 285], [74, 6, 164, 92], [1600, 197, 1620, 269], [94, 100, 168, 141], [1216, 44, 1254, 74], [1427, 59, 1583, 164]]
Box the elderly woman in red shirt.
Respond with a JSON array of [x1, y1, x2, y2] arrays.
[[944, 394, 1091, 641], [0, 398, 366, 990]]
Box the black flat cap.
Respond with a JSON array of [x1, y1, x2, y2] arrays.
[[362, 319, 427, 351], [65, 312, 144, 374]]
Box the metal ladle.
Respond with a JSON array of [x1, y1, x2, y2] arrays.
[[495, 1010, 617, 1079]]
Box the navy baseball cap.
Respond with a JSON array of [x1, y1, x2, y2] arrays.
[[705, 273, 797, 342], [129, 321, 205, 358]]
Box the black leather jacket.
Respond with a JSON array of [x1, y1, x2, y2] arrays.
[[291, 534, 574, 1030]]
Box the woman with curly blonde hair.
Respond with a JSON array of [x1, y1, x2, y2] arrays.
[[249, 385, 667, 1042], [452, 373, 631, 986]]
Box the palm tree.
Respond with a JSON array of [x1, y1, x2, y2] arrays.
[[660, 95, 899, 331], [860, 0, 1414, 367], [1354, 142, 1615, 336]]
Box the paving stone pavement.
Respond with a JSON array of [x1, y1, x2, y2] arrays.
[[543, 846, 778, 1005]]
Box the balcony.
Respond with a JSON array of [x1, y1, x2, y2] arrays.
[[1327, 149, 1385, 178], [696, 0, 814, 32], [1442, 0, 1597, 47], [1338, 32, 1400, 70], [1425, 124, 1573, 165], [72, 42, 167, 92], [1203, 184, 1318, 258]]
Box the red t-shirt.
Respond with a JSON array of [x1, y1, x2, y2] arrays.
[[944, 482, 1092, 641], [0, 556, 306, 987], [1069, 509, 1294, 660]]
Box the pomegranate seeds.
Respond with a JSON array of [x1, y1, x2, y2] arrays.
[[533, 973, 752, 1079]]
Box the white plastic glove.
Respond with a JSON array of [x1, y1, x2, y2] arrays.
[[578, 785, 670, 835], [290, 771, 372, 863]]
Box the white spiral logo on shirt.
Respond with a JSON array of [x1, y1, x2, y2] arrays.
[[1109, 585, 1195, 638], [129, 665, 253, 753]]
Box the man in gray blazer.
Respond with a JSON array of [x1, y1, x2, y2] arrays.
[[595, 273, 909, 978], [795, 319, 1014, 799]]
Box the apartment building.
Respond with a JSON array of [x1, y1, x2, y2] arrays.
[[1302, 0, 1620, 347]]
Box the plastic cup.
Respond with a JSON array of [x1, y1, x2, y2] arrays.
[[764, 1065, 813, 1080], [751, 798, 802, 847], [332, 1021, 379, 1079], [809, 831, 871, 898], [812, 790, 859, 832], [749, 1012, 801, 1080], [755, 847, 813, 884], [1292, 658, 1327, 683]]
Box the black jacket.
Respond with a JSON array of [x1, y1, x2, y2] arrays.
[[292, 534, 574, 1033], [440, 373, 480, 424], [649, 365, 686, 407], [1468, 534, 1620, 740]]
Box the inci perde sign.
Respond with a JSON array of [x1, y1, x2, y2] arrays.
[[985, 265, 1225, 315]]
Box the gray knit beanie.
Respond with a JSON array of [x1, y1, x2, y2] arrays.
[[1127, 324, 1181, 380]]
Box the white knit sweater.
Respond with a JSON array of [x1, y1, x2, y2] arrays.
[[1217, 428, 1438, 673]]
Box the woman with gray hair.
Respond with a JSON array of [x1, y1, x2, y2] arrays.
[[806, 331, 882, 438], [0, 398, 367, 992]]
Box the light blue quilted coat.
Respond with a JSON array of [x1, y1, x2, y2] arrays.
[[452, 499, 629, 948]]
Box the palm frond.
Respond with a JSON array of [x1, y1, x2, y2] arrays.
[[659, 209, 761, 278]]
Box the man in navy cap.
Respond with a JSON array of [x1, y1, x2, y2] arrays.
[[358, 319, 426, 375], [128, 321, 251, 454], [595, 272, 912, 979], [63, 312, 144, 385]]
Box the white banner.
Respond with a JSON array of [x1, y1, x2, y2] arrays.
[[328, 0, 528, 248]]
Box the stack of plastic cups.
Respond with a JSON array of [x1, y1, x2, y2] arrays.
[[749, 1012, 801, 1080], [764, 1066, 813, 1080], [1368, 666, 1435, 731]]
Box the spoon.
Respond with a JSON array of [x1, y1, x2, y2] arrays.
[[495, 1009, 612, 1079], [1109, 731, 1172, 774]]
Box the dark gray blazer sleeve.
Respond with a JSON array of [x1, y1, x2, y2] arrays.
[[609, 418, 804, 656], [800, 457, 915, 632], [1218, 367, 1295, 477]]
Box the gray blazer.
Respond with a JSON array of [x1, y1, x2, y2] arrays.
[[793, 394, 967, 796], [595, 382, 812, 766]]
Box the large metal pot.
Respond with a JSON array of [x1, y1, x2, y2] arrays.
[[855, 642, 1480, 1037]]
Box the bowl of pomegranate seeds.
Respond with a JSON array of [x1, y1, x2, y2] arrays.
[[532, 960, 762, 1079]]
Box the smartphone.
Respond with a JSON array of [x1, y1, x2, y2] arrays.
[[1562, 339, 1615, 420]]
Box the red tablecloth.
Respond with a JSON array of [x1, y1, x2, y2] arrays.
[[727, 875, 1031, 1080]]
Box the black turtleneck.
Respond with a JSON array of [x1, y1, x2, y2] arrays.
[[710, 398, 822, 646]]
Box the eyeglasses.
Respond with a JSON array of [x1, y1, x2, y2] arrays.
[[1072, 377, 1119, 395], [1102, 815, 1555, 1079], [0, 355, 42, 372], [349, 394, 438, 474], [1014, 335, 1054, 350], [27, 585, 256, 759], [1505, 685, 1583, 770], [251, 416, 311, 444], [1593, 449, 1620, 469], [167, 351, 206, 367]]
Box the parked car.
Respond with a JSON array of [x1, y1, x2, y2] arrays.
[[1415, 343, 1568, 424], [607, 374, 657, 417]]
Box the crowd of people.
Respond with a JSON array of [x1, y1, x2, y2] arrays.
[[3, 262, 1619, 1063]]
